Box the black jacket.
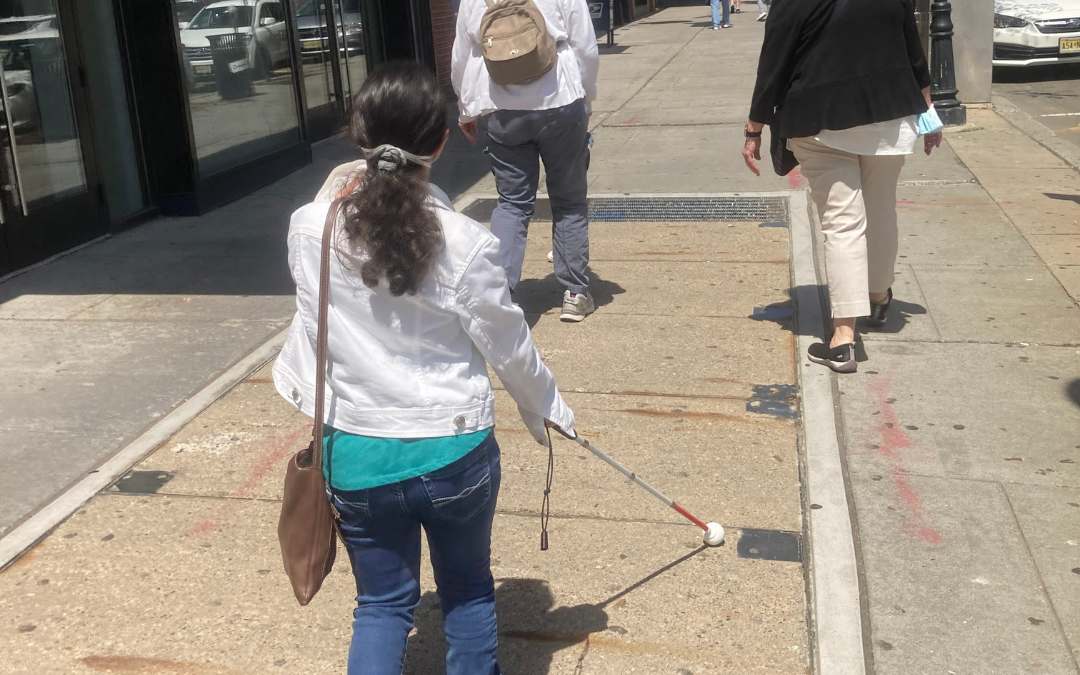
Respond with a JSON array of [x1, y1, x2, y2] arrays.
[[749, 0, 933, 139]]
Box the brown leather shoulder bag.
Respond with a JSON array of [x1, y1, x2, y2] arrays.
[[278, 199, 342, 606]]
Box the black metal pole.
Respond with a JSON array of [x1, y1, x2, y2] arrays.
[[928, 0, 966, 126], [608, 0, 615, 47]]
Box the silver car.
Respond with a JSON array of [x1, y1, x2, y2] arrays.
[[294, 0, 363, 60]]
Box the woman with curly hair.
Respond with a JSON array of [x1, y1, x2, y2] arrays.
[[273, 62, 574, 674]]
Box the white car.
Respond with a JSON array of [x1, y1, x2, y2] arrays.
[[994, 0, 1080, 66], [180, 0, 289, 81], [0, 15, 60, 130]]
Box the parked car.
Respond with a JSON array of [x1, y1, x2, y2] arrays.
[[993, 0, 1080, 66], [294, 0, 363, 60], [0, 15, 62, 131], [180, 0, 289, 81]]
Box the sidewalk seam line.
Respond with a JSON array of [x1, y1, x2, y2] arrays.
[[1000, 483, 1080, 674], [908, 265, 943, 341], [848, 470, 1077, 489], [102, 491, 795, 534], [600, 24, 704, 128]]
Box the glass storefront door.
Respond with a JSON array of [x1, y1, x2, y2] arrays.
[[0, 0, 102, 274], [176, 0, 303, 177], [292, 0, 367, 140]]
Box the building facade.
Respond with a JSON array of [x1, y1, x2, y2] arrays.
[[0, 0, 443, 275]]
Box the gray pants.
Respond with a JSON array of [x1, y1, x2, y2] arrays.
[[485, 99, 590, 295]]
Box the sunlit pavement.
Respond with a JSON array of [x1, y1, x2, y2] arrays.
[[1, 4, 1078, 674]]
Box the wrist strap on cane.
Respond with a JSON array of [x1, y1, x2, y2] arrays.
[[540, 426, 554, 551]]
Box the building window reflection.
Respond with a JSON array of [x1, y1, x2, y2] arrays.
[[175, 0, 301, 177]]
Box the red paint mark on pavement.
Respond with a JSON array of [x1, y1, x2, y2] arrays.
[[619, 116, 638, 126], [233, 426, 309, 498], [185, 425, 310, 537], [187, 519, 218, 536], [870, 378, 943, 544], [787, 167, 804, 190]]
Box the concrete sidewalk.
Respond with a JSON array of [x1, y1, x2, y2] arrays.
[[2, 2, 1078, 674], [1, 7, 813, 674], [836, 109, 1080, 674]]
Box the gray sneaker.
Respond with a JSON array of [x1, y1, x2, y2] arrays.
[[560, 291, 595, 322]]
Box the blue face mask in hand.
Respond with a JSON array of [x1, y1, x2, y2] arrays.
[[918, 105, 944, 135]]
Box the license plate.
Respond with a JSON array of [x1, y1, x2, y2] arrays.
[[194, 64, 212, 75], [303, 39, 322, 50], [1061, 37, 1080, 53]]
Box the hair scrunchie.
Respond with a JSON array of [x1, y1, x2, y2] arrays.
[[364, 144, 434, 172]]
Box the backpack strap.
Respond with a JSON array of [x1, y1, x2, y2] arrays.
[[483, 0, 496, 8]]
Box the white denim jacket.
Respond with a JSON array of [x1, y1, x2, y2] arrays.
[[273, 161, 574, 443]]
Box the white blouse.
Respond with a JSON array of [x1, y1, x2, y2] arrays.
[[815, 115, 920, 156]]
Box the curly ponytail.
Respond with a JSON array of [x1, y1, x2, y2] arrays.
[[343, 62, 449, 297]]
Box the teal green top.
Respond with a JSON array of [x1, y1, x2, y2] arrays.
[[321, 426, 492, 490]]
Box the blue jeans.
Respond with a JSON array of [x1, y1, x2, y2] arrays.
[[485, 99, 591, 295], [710, 0, 730, 26], [330, 435, 502, 675]]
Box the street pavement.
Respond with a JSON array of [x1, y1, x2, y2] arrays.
[[1, 3, 1079, 674], [995, 63, 1080, 153]]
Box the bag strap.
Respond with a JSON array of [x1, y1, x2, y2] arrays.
[[483, 0, 495, 8], [312, 198, 342, 471]]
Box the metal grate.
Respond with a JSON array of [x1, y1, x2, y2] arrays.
[[461, 196, 788, 223], [737, 529, 802, 563]]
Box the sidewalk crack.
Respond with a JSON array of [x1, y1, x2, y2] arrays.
[[572, 635, 592, 675]]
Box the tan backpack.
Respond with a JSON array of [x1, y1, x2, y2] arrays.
[[479, 0, 557, 86]]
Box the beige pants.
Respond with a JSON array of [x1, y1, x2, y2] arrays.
[[789, 137, 905, 319]]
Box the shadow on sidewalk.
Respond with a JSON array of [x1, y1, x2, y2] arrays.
[[0, 115, 489, 302], [992, 63, 1080, 85], [1045, 192, 1080, 205], [1067, 378, 1080, 410], [639, 19, 714, 26], [405, 578, 609, 675], [403, 546, 710, 673], [514, 270, 627, 328], [751, 284, 926, 342]]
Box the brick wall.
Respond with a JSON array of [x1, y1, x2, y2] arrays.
[[429, 0, 456, 98]]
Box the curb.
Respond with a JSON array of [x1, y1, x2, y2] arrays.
[[788, 190, 868, 675], [992, 93, 1080, 174], [0, 327, 291, 571]]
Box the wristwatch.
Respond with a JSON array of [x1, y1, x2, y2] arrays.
[[744, 125, 762, 139]]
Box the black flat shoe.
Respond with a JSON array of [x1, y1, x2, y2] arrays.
[[866, 288, 893, 328], [808, 342, 857, 373]]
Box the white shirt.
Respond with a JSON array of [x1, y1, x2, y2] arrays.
[[272, 161, 574, 444], [815, 115, 920, 156], [451, 0, 599, 122]]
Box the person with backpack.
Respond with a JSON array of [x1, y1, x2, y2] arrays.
[[273, 62, 575, 674], [452, 0, 600, 322]]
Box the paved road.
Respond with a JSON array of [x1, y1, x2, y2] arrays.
[[994, 63, 1080, 149]]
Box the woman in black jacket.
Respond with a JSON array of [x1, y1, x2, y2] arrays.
[[742, 0, 943, 373]]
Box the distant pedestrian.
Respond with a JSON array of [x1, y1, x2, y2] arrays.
[[757, 0, 769, 20], [452, 0, 600, 322], [741, 0, 943, 373], [731, 0, 742, 13], [711, 0, 731, 28], [274, 63, 575, 675]]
